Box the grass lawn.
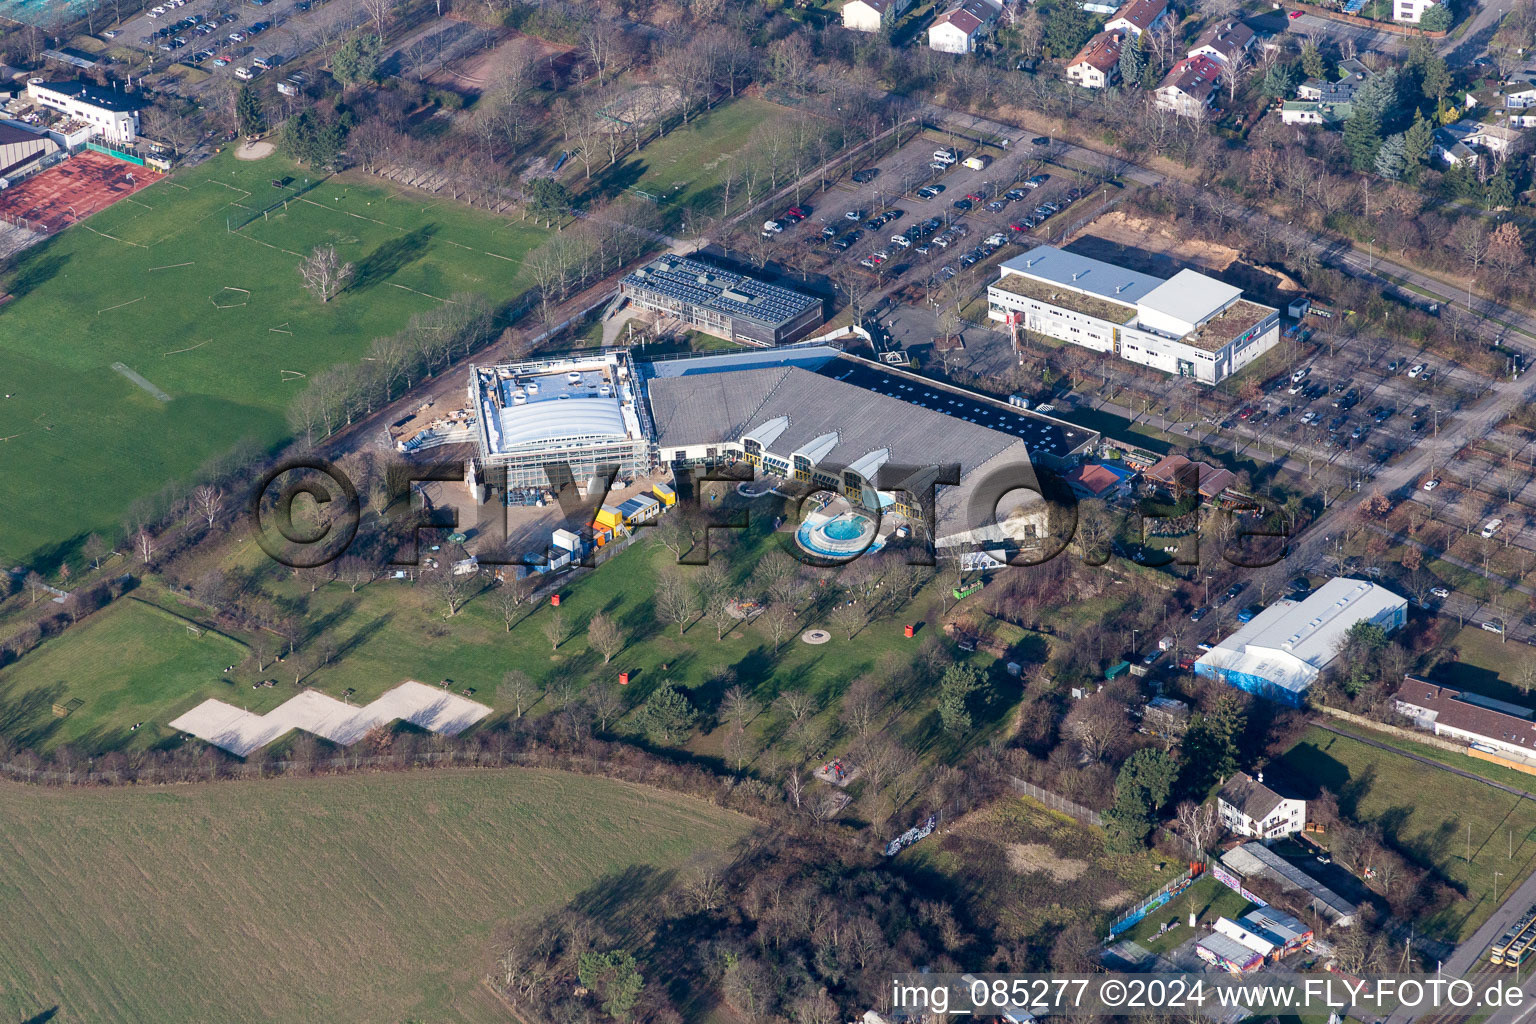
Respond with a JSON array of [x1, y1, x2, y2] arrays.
[[590, 96, 808, 229], [1118, 874, 1253, 955], [1319, 721, 1536, 797], [1274, 726, 1536, 941], [0, 149, 548, 566], [1, 498, 1013, 766], [1428, 625, 1536, 704], [0, 767, 749, 1024], [903, 795, 1181, 946]]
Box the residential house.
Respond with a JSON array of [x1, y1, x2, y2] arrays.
[[1104, 0, 1169, 37], [842, 0, 911, 32], [1291, 58, 1372, 124], [1393, 677, 1536, 762], [1466, 75, 1536, 128], [1434, 119, 1519, 164], [927, 0, 1001, 52], [1188, 20, 1254, 66], [1217, 771, 1306, 840], [1392, 0, 1439, 23], [1066, 31, 1124, 88], [1155, 55, 1223, 116], [1280, 100, 1324, 125]]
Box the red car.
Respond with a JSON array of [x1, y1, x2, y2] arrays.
[[1288, 9, 1303, 16], [1009, 222, 1029, 232], [783, 207, 806, 222]]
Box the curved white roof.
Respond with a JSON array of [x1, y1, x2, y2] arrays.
[[493, 398, 628, 450], [746, 415, 791, 449]]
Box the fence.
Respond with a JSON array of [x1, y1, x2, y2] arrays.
[[1008, 776, 1103, 826], [85, 141, 146, 166], [1108, 863, 1203, 937]]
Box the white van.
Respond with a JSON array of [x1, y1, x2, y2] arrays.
[[1482, 518, 1504, 538], [234, 66, 255, 80], [932, 149, 958, 165]]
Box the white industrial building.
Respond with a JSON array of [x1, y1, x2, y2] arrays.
[[25, 79, 142, 145], [1194, 577, 1408, 706], [987, 246, 1281, 384], [468, 352, 653, 493]]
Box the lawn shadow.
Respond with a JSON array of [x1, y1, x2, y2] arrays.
[[349, 225, 435, 291]]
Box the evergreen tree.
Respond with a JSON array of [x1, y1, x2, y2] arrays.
[[1117, 31, 1144, 87], [1043, 1, 1094, 61], [938, 663, 981, 736], [1487, 168, 1516, 210], [235, 84, 265, 138], [1300, 41, 1327, 81], [1419, 3, 1451, 30], [1262, 61, 1294, 98], [639, 684, 696, 743], [1404, 113, 1434, 167], [331, 33, 381, 85], [1374, 131, 1408, 179], [1344, 107, 1383, 171], [1138, 32, 1159, 89], [526, 178, 571, 227], [1180, 693, 1244, 794], [1103, 748, 1178, 852]]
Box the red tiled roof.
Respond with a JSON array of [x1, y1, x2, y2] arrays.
[[1070, 31, 1124, 73], [1066, 462, 1121, 495], [1109, 0, 1167, 30], [1160, 55, 1223, 102], [1143, 453, 1235, 497]]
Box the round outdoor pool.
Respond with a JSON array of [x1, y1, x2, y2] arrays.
[[796, 511, 883, 558]]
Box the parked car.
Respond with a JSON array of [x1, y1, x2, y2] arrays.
[[844, 209, 864, 221], [1482, 518, 1504, 538], [952, 198, 972, 211], [1190, 606, 1209, 622], [1237, 605, 1263, 623], [1031, 136, 1050, 145], [1408, 363, 1426, 378], [1423, 478, 1440, 491], [1430, 587, 1451, 598], [1220, 582, 1244, 604], [851, 168, 879, 183]]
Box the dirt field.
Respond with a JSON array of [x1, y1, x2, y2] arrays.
[[422, 29, 573, 98], [0, 151, 159, 233], [0, 768, 749, 1024], [1007, 841, 1088, 881], [1068, 210, 1305, 297]]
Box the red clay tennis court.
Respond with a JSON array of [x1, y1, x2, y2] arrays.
[[0, 150, 159, 233]]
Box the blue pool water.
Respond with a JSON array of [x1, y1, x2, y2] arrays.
[[822, 515, 868, 541]]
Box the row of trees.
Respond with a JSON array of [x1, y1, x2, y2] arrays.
[[286, 292, 498, 445]]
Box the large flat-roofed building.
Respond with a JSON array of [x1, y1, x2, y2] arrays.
[[0, 122, 55, 178], [619, 255, 824, 348], [469, 352, 652, 492], [640, 346, 1097, 556], [1194, 577, 1408, 706], [26, 78, 142, 144], [988, 246, 1281, 384]]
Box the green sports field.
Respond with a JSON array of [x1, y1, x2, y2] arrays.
[[0, 150, 547, 564], [0, 767, 750, 1024]]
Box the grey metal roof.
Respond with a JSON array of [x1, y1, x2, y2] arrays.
[[1001, 245, 1165, 305], [642, 344, 841, 380], [1138, 269, 1241, 327], [1221, 842, 1357, 920]]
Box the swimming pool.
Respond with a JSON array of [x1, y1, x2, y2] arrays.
[[795, 511, 883, 558]]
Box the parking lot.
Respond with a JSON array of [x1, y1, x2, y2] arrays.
[[116, 0, 362, 89], [759, 130, 1118, 317]]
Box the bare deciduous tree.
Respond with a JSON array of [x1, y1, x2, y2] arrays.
[[499, 669, 536, 718], [587, 610, 623, 663], [1174, 799, 1220, 853], [193, 484, 225, 529], [541, 607, 566, 650], [299, 244, 355, 303]]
